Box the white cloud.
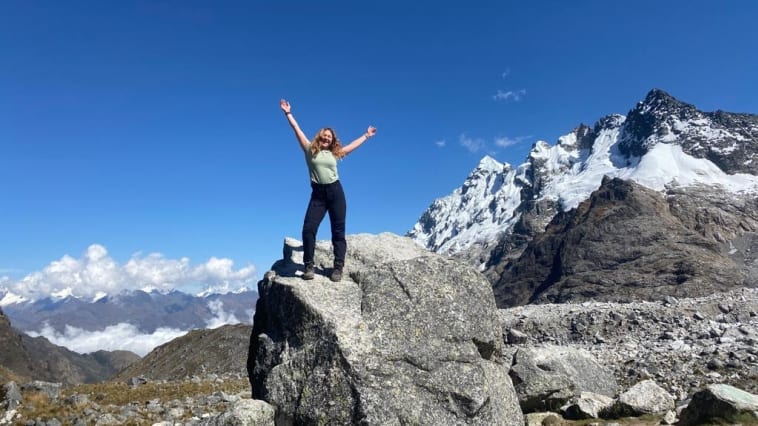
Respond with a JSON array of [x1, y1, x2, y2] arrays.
[[501, 69, 511, 79], [435, 139, 446, 148], [459, 134, 485, 153], [205, 300, 239, 329], [494, 136, 527, 148], [26, 300, 253, 356], [5, 244, 257, 302], [493, 89, 526, 102], [28, 322, 188, 357]]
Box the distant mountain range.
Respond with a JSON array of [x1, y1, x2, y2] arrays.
[[409, 89, 758, 306], [0, 286, 257, 385], [2, 288, 256, 341]]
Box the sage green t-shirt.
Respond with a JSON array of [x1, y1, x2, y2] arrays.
[[304, 144, 339, 184]]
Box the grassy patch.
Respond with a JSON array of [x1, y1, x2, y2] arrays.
[[12, 377, 250, 424]]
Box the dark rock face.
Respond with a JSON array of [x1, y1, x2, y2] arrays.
[[0, 308, 29, 382], [493, 177, 758, 308], [247, 234, 524, 425]]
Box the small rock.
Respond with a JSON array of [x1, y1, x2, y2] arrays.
[[662, 409, 677, 424], [507, 328, 529, 344]]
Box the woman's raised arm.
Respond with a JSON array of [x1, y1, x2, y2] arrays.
[[341, 125, 377, 156], [280, 99, 310, 152]]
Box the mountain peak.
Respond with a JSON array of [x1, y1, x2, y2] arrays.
[[475, 155, 504, 172], [644, 88, 675, 103], [636, 88, 696, 116]]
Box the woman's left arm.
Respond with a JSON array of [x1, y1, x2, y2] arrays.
[[341, 126, 377, 156]]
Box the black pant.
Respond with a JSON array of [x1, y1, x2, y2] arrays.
[[302, 180, 346, 267]]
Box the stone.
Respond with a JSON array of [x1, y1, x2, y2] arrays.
[[678, 384, 758, 426], [509, 345, 617, 413], [198, 398, 276, 425], [560, 391, 615, 420], [1, 381, 22, 410], [248, 233, 524, 425], [606, 379, 674, 417]]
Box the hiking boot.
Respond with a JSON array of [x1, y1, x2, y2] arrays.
[[302, 263, 315, 280], [330, 268, 342, 282]]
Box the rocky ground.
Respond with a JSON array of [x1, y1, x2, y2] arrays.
[[500, 286, 758, 403], [3, 285, 757, 425], [1, 374, 252, 425]]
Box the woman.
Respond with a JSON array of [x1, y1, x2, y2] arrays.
[[280, 99, 377, 281]]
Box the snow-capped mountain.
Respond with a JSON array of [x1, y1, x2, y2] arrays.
[[409, 89, 758, 298], [408, 155, 525, 262]]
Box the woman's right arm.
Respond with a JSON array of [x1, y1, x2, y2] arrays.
[[280, 99, 310, 152]]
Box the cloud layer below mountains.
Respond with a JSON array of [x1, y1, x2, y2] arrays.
[[1, 244, 256, 304], [27, 299, 253, 357]]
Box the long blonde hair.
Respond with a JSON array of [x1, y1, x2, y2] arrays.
[[310, 127, 345, 159]]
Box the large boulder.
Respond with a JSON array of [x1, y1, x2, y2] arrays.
[[508, 345, 617, 413], [678, 384, 758, 426], [605, 379, 674, 418], [247, 233, 524, 425]]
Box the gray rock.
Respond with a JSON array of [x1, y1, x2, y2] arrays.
[[0, 409, 19, 424], [510, 361, 574, 414], [127, 376, 148, 388], [560, 392, 614, 420], [248, 233, 524, 425], [63, 393, 89, 408], [20, 380, 61, 401], [2, 381, 22, 410], [506, 328, 528, 344], [606, 379, 674, 417], [93, 413, 120, 425], [198, 399, 276, 426], [678, 384, 758, 426], [524, 411, 563, 426], [276, 232, 433, 280], [662, 409, 677, 425], [509, 345, 617, 413]]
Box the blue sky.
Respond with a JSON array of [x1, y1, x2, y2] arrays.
[[2, 1, 757, 294]]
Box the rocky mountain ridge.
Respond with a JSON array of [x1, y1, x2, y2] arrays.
[[408, 89, 758, 307], [492, 176, 758, 307], [114, 323, 251, 382]]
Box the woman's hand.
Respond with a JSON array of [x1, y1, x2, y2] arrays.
[[366, 126, 377, 137], [280, 99, 291, 114]]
